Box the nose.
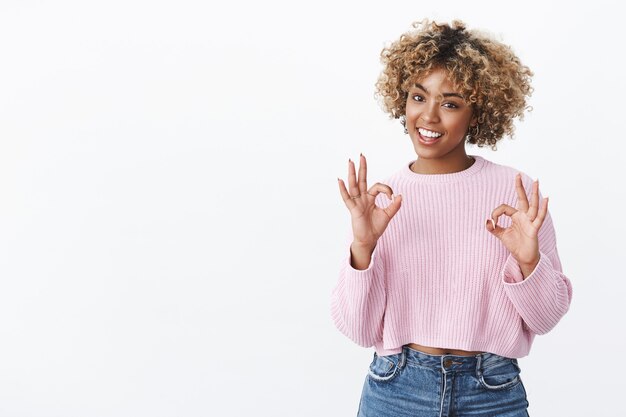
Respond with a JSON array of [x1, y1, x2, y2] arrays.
[[420, 101, 440, 124]]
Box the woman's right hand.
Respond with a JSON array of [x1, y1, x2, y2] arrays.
[[338, 154, 403, 248]]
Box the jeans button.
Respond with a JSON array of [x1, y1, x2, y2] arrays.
[[443, 359, 452, 368]]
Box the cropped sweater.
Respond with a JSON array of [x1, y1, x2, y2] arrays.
[[330, 155, 573, 358]]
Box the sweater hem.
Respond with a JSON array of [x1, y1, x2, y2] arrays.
[[373, 336, 531, 359]]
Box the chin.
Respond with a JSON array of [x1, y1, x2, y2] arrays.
[[413, 144, 449, 158]]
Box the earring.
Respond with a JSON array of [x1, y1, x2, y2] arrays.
[[400, 115, 408, 134]]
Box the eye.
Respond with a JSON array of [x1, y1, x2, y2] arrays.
[[443, 102, 459, 109], [411, 94, 425, 102]]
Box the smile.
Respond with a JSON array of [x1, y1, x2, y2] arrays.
[[417, 127, 443, 144], [418, 127, 443, 138]]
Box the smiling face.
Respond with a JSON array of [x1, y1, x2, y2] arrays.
[[405, 67, 478, 173]]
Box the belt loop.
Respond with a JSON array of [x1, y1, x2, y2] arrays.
[[476, 354, 482, 377], [400, 347, 406, 370]]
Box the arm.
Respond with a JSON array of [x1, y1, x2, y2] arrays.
[[330, 237, 387, 347], [501, 199, 573, 335]]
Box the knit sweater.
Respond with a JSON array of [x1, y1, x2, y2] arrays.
[[330, 155, 573, 358]]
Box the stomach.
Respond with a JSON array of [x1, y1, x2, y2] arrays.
[[405, 342, 485, 356]]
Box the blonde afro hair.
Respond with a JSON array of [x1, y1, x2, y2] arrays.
[[375, 19, 534, 149]]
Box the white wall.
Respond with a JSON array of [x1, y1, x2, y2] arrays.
[[0, 1, 622, 416]]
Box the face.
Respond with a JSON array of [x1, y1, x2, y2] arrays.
[[405, 67, 477, 162]]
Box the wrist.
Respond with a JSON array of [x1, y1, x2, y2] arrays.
[[350, 241, 377, 270], [351, 240, 377, 252], [518, 254, 540, 279]]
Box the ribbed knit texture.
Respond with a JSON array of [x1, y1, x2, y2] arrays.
[[330, 155, 573, 358]]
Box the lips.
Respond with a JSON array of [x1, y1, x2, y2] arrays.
[[418, 127, 443, 137], [417, 128, 443, 145]]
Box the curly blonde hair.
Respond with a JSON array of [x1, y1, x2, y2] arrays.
[[374, 19, 533, 149]]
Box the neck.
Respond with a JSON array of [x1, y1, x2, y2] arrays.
[[410, 154, 475, 175]]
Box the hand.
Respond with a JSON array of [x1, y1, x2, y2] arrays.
[[486, 173, 549, 275], [338, 154, 403, 247]]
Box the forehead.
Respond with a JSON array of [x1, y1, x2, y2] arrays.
[[409, 68, 460, 91]]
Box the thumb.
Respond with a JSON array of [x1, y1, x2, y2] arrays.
[[384, 193, 403, 219]]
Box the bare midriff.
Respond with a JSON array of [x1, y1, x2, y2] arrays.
[[406, 343, 484, 356]]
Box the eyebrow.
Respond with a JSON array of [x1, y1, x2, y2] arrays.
[[412, 83, 465, 99]]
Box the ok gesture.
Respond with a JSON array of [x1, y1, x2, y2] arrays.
[[486, 173, 549, 276], [337, 154, 403, 248]]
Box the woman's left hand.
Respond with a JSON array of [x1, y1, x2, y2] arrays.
[[486, 173, 549, 275]]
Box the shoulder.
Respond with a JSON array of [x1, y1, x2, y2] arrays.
[[479, 156, 536, 193]]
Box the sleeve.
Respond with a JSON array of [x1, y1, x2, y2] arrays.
[[329, 224, 387, 348], [501, 184, 574, 335]]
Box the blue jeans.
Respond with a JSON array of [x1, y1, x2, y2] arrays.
[[357, 345, 530, 417]]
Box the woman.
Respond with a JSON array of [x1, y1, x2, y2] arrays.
[[331, 19, 573, 416]]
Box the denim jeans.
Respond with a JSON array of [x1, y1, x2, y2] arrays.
[[357, 345, 530, 417]]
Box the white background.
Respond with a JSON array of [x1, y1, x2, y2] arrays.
[[0, 1, 623, 416]]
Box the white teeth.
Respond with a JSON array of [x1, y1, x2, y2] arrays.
[[418, 128, 442, 138]]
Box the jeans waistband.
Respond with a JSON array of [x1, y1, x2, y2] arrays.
[[401, 345, 517, 372]]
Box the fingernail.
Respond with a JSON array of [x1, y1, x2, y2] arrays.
[[490, 219, 496, 229]]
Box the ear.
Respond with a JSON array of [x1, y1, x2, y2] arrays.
[[470, 111, 478, 127]]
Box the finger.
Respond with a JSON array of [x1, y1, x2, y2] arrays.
[[528, 180, 539, 221], [337, 178, 357, 210], [515, 173, 529, 212], [486, 204, 517, 238], [348, 158, 360, 197], [485, 217, 505, 236], [367, 182, 394, 201], [532, 196, 549, 229], [357, 153, 368, 195], [382, 193, 403, 219], [491, 204, 517, 225], [485, 204, 518, 236]]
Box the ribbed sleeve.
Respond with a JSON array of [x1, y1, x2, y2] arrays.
[[330, 239, 386, 347], [329, 155, 574, 358], [501, 248, 573, 335], [500, 201, 573, 335]]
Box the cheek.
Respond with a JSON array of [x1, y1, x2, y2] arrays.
[[444, 114, 471, 131], [405, 106, 419, 121]]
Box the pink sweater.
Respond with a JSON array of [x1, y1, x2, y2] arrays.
[[330, 155, 573, 358]]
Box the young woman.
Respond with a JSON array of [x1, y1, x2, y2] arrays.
[[331, 19, 573, 417]]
